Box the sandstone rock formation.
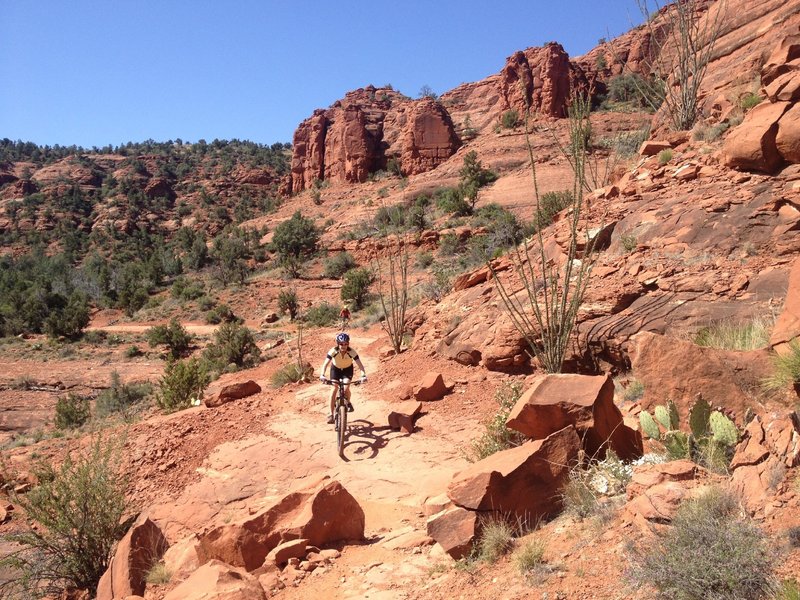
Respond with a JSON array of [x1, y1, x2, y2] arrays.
[[197, 478, 364, 571], [498, 43, 572, 119], [506, 374, 643, 460], [290, 86, 460, 193], [96, 517, 169, 600], [161, 560, 266, 600]]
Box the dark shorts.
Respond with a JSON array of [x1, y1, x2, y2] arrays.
[[331, 365, 354, 382]]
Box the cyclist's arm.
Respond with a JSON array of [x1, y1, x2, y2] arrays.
[[320, 356, 332, 379], [354, 356, 367, 378]]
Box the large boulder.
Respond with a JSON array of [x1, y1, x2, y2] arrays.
[[204, 380, 262, 408], [426, 506, 480, 560], [506, 374, 643, 460], [447, 426, 580, 519], [723, 100, 790, 173], [96, 517, 169, 600], [162, 560, 266, 600], [629, 331, 772, 421], [761, 34, 800, 86], [197, 478, 364, 571], [413, 373, 451, 402]]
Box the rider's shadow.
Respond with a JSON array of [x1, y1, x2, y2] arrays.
[[339, 418, 412, 461]]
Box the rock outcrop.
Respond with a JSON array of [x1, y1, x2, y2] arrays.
[[498, 43, 572, 119], [290, 86, 460, 193]]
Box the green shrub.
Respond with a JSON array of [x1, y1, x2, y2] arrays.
[[82, 330, 107, 345], [54, 393, 91, 430], [341, 267, 374, 310], [620, 378, 644, 403], [44, 292, 90, 339], [535, 190, 574, 229], [476, 515, 514, 563], [438, 233, 462, 257], [561, 450, 631, 519], [146, 318, 192, 359], [278, 288, 300, 321], [435, 187, 471, 217], [416, 251, 434, 269], [778, 579, 800, 600], [764, 339, 800, 392], [693, 121, 731, 142], [125, 345, 143, 358], [0, 436, 129, 597], [202, 321, 261, 370], [514, 537, 546, 577], [738, 92, 762, 111], [324, 252, 358, 279], [205, 303, 239, 325], [694, 315, 772, 351], [171, 277, 205, 301], [156, 357, 210, 412], [501, 109, 519, 129], [272, 210, 320, 278], [95, 371, 152, 419], [626, 487, 777, 600], [145, 562, 172, 585], [657, 148, 673, 165], [467, 382, 526, 461], [303, 301, 338, 327], [271, 362, 313, 387]]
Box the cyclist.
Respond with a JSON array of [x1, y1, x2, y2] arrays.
[[339, 305, 351, 330], [319, 332, 367, 424]]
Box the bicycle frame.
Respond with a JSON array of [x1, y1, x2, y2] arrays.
[[322, 376, 362, 457]]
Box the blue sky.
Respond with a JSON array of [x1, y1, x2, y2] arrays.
[[1, 1, 642, 148]]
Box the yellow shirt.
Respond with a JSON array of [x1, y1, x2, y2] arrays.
[[327, 346, 359, 369]]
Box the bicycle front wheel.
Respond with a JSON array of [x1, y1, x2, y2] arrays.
[[336, 402, 347, 456]]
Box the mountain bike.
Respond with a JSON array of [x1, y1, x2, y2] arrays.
[[322, 376, 364, 457]]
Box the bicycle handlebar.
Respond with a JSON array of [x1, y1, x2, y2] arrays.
[[321, 376, 365, 385]]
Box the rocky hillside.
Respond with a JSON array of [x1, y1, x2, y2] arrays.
[[2, 1, 800, 599]]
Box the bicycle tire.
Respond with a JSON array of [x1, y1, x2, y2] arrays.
[[336, 402, 347, 456]]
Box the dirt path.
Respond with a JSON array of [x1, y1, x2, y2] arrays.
[[147, 337, 474, 597]]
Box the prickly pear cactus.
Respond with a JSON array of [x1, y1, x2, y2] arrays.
[[663, 430, 690, 459], [710, 411, 739, 446], [640, 410, 661, 440], [654, 405, 672, 430], [689, 397, 711, 439]]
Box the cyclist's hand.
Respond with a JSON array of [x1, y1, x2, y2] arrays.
[[360, 376, 367, 384], [319, 375, 326, 383]]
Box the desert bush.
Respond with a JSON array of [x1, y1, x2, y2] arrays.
[[205, 303, 239, 325], [270, 362, 314, 387], [324, 252, 358, 279], [156, 357, 210, 412], [44, 291, 91, 339], [272, 210, 320, 278], [778, 579, 800, 600], [476, 515, 514, 564], [788, 526, 800, 548], [341, 267, 374, 310], [514, 537, 547, 577], [146, 318, 192, 359], [467, 382, 526, 461], [693, 121, 731, 142], [626, 486, 777, 600], [562, 450, 632, 519], [657, 148, 673, 165], [171, 277, 204, 301], [278, 288, 300, 321], [95, 371, 152, 420], [125, 345, 143, 358], [203, 321, 261, 370], [54, 393, 91, 430], [435, 186, 471, 217], [303, 301, 339, 327], [0, 435, 129, 597], [415, 251, 434, 269], [620, 378, 644, 403], [501, 109, 520, 129], [595, 127, 651, 157], [535, 190, 574, 230], [145, 562, 172, 585], [694, 315, 773, 351], [738, 92, 763, 111], [763, 339, 800, 392]]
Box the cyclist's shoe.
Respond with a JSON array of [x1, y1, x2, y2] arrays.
[[326, 414, 334, 424], [346, 401, 354, 412]]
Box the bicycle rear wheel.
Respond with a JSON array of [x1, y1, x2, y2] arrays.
[[336, 402, 347, 456]]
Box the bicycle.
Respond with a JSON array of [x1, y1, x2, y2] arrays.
[[322, 376, 365, 457]]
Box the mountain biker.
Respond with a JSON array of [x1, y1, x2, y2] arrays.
[[320, 332, 366, 424], [339, 305, 351, 329]]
